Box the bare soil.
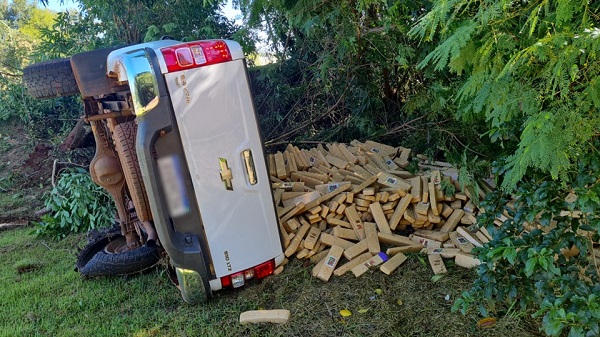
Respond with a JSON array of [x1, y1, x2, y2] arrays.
[[0, 121, 57, 222]]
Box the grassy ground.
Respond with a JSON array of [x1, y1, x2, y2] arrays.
[[0, 226, 543, 337]]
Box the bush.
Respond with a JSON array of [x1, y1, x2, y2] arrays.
[[0, 78, 81, 145], [33, 168, 115, 240], [453, 142, 600, 337]]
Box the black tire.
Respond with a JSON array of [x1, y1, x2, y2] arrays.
[[76, 231, 160, 277], [113, 121, 153, 222], [23, 58, 79, 99]]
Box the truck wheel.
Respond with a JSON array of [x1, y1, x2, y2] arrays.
[[22, 58, 80, 99], [76, 231, 160, 277], [113, 121, 153, 222]]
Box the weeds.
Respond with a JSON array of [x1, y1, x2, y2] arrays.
[[33, 168, 114, 240]]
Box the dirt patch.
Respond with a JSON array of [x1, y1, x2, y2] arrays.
[[0, 121, 53, 221], [0, 120, 95, 223], [20, 143, 53, 185], [16, 263, 41, 274], [7, 142, 56, 194], [14, 257, 43, 274], [2, 123, 33, 170]]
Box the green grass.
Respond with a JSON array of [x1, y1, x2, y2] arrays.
[[0, 190, 42, 221], [0, 227, 542, 337]]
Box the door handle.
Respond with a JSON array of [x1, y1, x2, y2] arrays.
[[242, 149, 257, 185]]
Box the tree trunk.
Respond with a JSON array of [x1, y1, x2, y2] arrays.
[[60, 117, 94, 150]]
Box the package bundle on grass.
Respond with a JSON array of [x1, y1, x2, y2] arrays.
[[267, 140, 499, 280]]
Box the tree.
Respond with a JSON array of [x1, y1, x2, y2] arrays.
[[411, 0, 600, 190], [0, 1, 55, 72], [412, 1, 600, 335], [0, 1, 77, 142], [19, 6, 57, 40], [35, 10, 105, 59], [72, 0, 239, 45], [238, 0, 462, 147], [1, 0, 33, 29], [0, 0, 38, 74]]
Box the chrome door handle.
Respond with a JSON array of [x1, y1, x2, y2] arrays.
[[242, 149, 257, 185]]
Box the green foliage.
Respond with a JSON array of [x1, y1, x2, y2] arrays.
[[0, 1, 81, 142], [75, 0, 154, 44], [0, 79, 31, 121], [411, 3, 600, 334], [142, 1, 257, 58], [1, 0, 56, 70], [36, 10, 105, 59], [449, 151, 490, 205], [453, 138, 600, 337], [0, 77, 81, 142], [440, 178, 455, 197], [412, 0, 600, 190], [0, 0, 33, 29], [77, 0, 238, 46], [241, 0, 486, 155], [33, 168, 115, 240], [1, 2, 36, 75], [18, 7, 56, 40]]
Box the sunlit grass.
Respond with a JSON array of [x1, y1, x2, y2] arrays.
[[0, 227, 540, 337]]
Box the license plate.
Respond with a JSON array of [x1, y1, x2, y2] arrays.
[[157, 155, 190, 217]]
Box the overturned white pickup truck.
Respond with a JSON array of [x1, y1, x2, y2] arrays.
[[23, 39, 284, 303]]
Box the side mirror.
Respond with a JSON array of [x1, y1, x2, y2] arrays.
[[121, 49, 159, 116]]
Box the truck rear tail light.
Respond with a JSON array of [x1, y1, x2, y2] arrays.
[[175, 48, 194, 68], [231, 272, 245, 288], [219, 259, 276, 289], [190, 45, 206, 64], [161, 40, 232, 73], [254, 260, 275, 278], [220, 275, 232, 288], [244, 269, 255, 280]]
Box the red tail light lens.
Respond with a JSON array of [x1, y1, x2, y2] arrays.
[[220, 275, 232, 288], [254, 260, 275, 279], [219, 259, 276, 289], [175, 48, 194, 67], [161, 40, 232, 73]]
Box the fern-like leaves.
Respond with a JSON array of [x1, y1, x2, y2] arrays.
[[418, 21, 477, 72]]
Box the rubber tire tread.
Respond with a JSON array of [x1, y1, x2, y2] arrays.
[[77, 233, 160, 277], [113, 121, 153, 222], [22, 58, 79, 99], [77, 226, 121, 270]]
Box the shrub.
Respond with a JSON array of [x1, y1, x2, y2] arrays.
[[33, 168, 115, 240], [453, 142, 600, 337]]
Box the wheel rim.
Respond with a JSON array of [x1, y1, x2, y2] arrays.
[[103, 236, 129, 254]]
